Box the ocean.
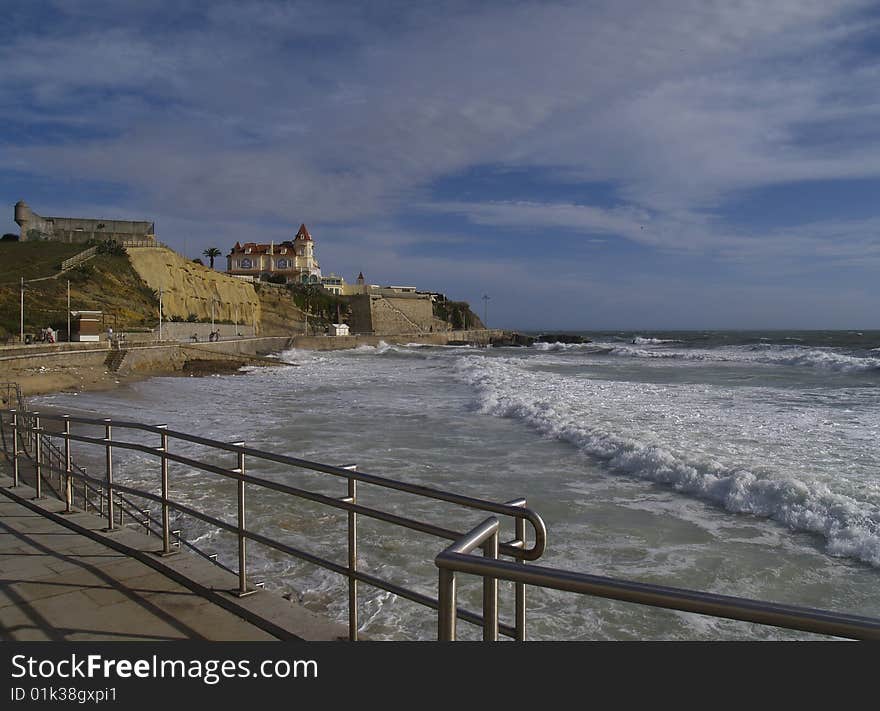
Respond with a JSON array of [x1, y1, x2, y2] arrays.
[[33, 330, 880, 640]]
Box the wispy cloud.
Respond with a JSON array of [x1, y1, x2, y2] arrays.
[[2, 0, 879, 326]]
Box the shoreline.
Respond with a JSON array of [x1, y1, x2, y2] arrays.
[[5, 329, 513, 400], [9, 353, 280, 400], [2, 335, 297, 400]]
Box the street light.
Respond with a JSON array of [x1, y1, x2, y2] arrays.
[[482, 293, 490, 327], [211, 294, 219, 333]]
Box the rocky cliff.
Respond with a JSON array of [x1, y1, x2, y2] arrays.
[[126, 247, 262, 328]]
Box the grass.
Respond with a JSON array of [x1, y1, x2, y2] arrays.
[[0, 241, 85, 284], [0, 243, 159, 339]]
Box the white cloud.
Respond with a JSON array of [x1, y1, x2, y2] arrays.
[[3, 0, 880, 326]]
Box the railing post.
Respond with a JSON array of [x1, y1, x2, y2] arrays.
[[482, 528, 499, 642], [504, 497, 529, 642], [341, 464, 358, 641], [158, 425, 173, 555], [11, 411, 19, 487], [33, 414, 43, 500], [438, 568, 457, 641], [232, 442, 252, 597], [515, 513, 527, 641], [104, 419, 114, 530], [63, 416, 73, 514]]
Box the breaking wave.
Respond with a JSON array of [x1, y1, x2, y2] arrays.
[[595, 342, 880, 373], [455, 356, 880, 567]]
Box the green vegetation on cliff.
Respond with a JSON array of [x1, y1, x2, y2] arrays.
[[433, 299, 484, 330], [0, 242, 483, 341], [0, 243, 159, 339]]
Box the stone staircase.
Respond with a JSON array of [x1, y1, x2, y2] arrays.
[[374, 297, 425, 333], [104, 348, 128, 373]]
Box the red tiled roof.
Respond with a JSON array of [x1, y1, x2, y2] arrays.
[[295, 224, 312, 241], [229, 240, 296, 255]]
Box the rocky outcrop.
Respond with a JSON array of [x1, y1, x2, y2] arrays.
[[490, 332, 535, 347], [534, 333, 590, 344]]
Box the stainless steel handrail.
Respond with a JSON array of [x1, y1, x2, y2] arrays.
[[0, 410, 232, 573], [11, 410, 547, 559], [1, 407, 547, 640], [436, 517, 880, 641]]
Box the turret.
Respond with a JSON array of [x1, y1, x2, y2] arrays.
[[14, 200, 30, 228]]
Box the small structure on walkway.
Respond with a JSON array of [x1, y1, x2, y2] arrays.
[[328, 323, 350, 336], [70, 310, 102, 342]]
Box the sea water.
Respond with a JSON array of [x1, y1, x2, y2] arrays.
[[33, 330, 880, 640]]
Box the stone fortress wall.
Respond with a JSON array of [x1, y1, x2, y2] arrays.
[[14, 200, 155, 244], [345, 293, 449, 335]]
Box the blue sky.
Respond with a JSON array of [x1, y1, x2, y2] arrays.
[[2, 0, 879, 330]]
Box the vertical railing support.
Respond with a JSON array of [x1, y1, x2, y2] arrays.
[[33, 413, 43, 500], [482, 528, 499, 642], [11, 411, 19, 487], [104, 419, 115, 530], [504, 498, 528, 642], [438, 568, 457, 641], [158, 425, 173, 555], [63, 416, 73, 513], [232, 442, 252, 597], [515, 513, 527, 641], [341, 464, 358, 641]]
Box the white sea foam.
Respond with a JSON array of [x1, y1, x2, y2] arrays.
[[455, 355, 880, 567], [593, 342, 880, 373], [532, 341, 613, 353], [631, 336, 683, 345]]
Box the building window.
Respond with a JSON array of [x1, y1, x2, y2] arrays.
[[241, 258, 253, 269], [276, 259, 288, 268]]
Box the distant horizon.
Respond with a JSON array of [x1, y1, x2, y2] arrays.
[[507, 326, 880, 334]]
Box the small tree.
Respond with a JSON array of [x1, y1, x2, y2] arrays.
[[203, 247, 222, 269]]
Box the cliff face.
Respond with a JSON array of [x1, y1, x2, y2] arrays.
[[126, 247, 261, 328]]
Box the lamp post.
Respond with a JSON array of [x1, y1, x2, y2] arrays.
[[67, 280, 71, 342], [20, 277, 24, 344], [482, 293, 490, 327], [211, 295, 219, 333], [158, 288, 163, 341]]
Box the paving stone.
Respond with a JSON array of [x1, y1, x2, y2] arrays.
[[0, 483, 346, 640]]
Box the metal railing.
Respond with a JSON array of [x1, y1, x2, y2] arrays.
[[4, 384, 878, 641], [0, 397, 231, 575], [60, 246, 98, 271], [435, 517, 880, 641], [0, 407, 546, 641]]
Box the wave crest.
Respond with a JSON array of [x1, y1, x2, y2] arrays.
[[455, 356, 880, 567]]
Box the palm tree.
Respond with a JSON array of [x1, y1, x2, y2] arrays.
[[203, 247, 222, 269]]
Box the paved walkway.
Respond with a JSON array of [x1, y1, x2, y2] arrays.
[[0, 474, 347, 641]]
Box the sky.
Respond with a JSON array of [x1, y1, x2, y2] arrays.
[[2, 0, 879, 330]]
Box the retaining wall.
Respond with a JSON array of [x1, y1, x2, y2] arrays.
[[291, 329, 505, 351]]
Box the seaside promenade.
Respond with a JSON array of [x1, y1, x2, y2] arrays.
[[0, 468, 348, 641]]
